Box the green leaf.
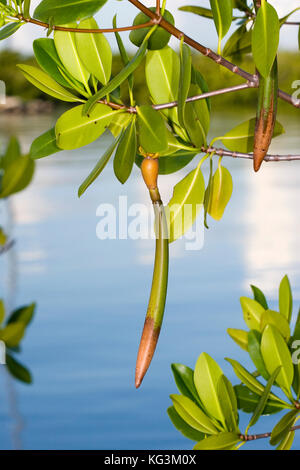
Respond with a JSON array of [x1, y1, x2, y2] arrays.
[[0, 322, 25, 347], [226, 358, 266, 396], [240, 296, 265, 330], [248, 330, 270, 381], [217, 375, 239, 432], [220, 118, 284, 153], [1, 136, 21, 168], [207, 163, 233, 221], [276, 429, 295, 450], [179, 6, 213, 20], [167, 164, 205, 243], [54, 25, 90, 88], [261, 325, 294, 395], [260, 310, 291, 342], [234, 384, 288, 415], [84, 40, 148, 114], [194, 432, 240, 450], [0, 300, 5, 324], [194, 353, 226, 426], [171, 363, 202, 406], [30, 128, 61, 160], [75, 18, 112, 85], [167, 406, 204, 442], [113, 119, 137, 184], [252, 0, 280, 78], [183, 84, 209, 148], [0, 154, 35, 198], [209, 0, 232, 50], [108, 113, 132, 138], [251, 284, 268, 310], [178, 43, 192, 128], [17, 64, 81, 102], [0, 22, 22, 40], [33, 38, 82, 90], [247, 366, 281, 431], [223, 25, 252, 57], [33, 0, 107, 24], [227, 328, 248, 351], [136, 105, 168, 154], [113, 15, 133, 93], [6, 353, 32, 384], [270, 410, 299, 446], [78, 137, 120, 197], [170, 394, 219, 435], [145, 46, 180, 125], [279, 275, 293, 323], [55, 104, 118, 150], [7, 303, 35, 327]]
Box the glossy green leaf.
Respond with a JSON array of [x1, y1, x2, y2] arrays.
[[108, 113, 132, 138], [84, 40, 148, 114], [220, 118, 284, 153], [167, 406, 204, 442], [1, 136, 21, 168], [194, 353, 226, 426], [217, 375, 239, 432], [252, 0, 280, 78], [178, 6, 213, 19], [234, 384, 288, 415], [260, 310, 291, 342], [113, 119, 137, 184], [223, 25, 252, 57], [251, 285, 269, 310], [227, 328, 248, 351], [247, 367, 281, 430], [7, 303, 35, 327], [145, 46, 180, 124], [33, 38, 82, 90], [170, 394, 219, 435], [75, 18, 112, 85], [178, 42, 191, 128], [261, 325, 294, 394], [270, 410, 299, 446], [78, 137, 120, 197], [0, 22, 22, 40], [54, 26, 90, 88], [33, 0, 107, 24], [17, 64, 80, 102], [55, 104, 118, 150], [0, 154, 34, 198], [6, 353, 32, 384], [227, 358, 266, 396], [194, 432, 240, 450], [248, 330, 269, 381], [0, 322, 25, 347], [183, 84, 209, 148], [207, 163, 233, 221], [136, 105, 168, 154], [276, 430, 295, 450], [167, 165, 205, 243], [279, 275, 293, 323], [240, 296, 265, 330], [30, 128, 61, 160], [171, 363, 202, 406], [209, 0, 232, 47]]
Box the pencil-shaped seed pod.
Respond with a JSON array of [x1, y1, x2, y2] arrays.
[[253, 58, 278, 172], [135, 156, 169, 388]]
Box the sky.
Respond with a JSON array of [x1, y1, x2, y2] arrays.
[[2, 0, 300, 54]]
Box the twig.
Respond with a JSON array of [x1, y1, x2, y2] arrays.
[[17, 14, 155, 33], [240, 425, 300, 441], [202, 146, 300, 162]]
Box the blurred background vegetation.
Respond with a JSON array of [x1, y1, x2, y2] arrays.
[[1, 49, 299, 114]]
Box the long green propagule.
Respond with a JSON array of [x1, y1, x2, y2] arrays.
[[135, 154, 169, 388]]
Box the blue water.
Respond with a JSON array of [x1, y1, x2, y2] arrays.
[[0, 111, 299, 450]]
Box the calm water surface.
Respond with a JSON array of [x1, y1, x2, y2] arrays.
[[0, 110, 299, 450]]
